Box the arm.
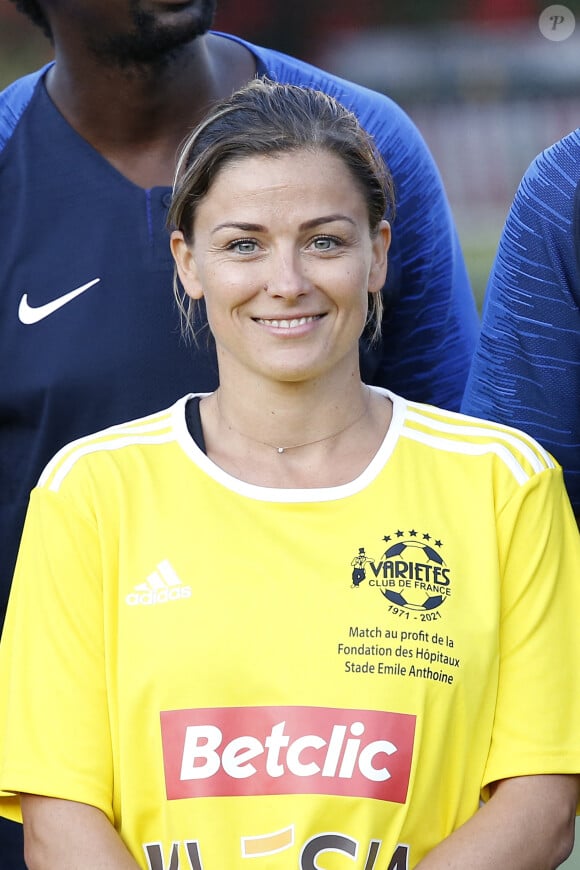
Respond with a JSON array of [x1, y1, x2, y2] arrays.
[[21, 795, 140, 870], [0, 486, 116, 838], [416, 774, 579, 869], [461, 130, 580, 520], [418, 460, 580, 869]]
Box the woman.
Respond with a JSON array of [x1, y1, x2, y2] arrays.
[[0, 79, 578, 869]]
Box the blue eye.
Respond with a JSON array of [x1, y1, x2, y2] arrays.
[[313, 236, 340, 250], [228, 239, 258, 254]]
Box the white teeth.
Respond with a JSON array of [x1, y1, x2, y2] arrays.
[[257, 316, 317, 329]]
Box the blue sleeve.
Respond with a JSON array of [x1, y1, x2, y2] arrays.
[[226, 36, 480, 410], [0, 66, 50, 151], [461, 131, 580, 514]]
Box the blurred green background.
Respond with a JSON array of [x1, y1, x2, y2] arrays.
[[1, 0, 579, 863]]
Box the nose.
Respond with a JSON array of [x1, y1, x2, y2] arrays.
[[263, 249, 311, 300]]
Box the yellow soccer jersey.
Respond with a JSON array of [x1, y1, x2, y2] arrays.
[[1, 389, 579, 870]]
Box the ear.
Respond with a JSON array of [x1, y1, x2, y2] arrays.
[[170, 230, 204, 300], [368, 220, 391, 295]]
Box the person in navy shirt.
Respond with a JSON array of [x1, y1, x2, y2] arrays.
[[0, 4, 478, 862]]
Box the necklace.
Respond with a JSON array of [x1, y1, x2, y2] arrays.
[[215, 388, 371, 454]]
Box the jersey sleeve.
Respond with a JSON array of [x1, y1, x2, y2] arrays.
[[482, 464, 580, 791], [461, 131, 580, 516], [0, 66, 49, 151], [0, 485, 114, 823]]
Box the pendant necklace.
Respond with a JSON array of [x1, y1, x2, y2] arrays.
[[215, 387, 371, 454]]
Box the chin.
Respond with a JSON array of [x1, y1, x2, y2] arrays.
[[262, 363, 329, 385], [94, 1, 215, 68]]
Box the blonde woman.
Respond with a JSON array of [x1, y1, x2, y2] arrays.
[[0, 80, 578, 870]]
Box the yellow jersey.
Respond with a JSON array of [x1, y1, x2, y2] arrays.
[[0, 390, 579, 869]]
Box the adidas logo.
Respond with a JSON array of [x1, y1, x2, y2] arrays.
[[126, 559, 192, 607]]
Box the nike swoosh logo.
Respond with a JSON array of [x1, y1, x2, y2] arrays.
[[18, 278, 101, 325]]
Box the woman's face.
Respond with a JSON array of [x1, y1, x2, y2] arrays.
[[171, 148, 390, 388]]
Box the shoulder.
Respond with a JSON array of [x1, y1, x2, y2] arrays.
[[510, 129, 580, 229], [215, 32, 427, 152], [400, 399, 556, 486], [486, 128, 580, 308], [37, 399, 188, 494], [526, 128, 580, 184], [0, 64, 52, 152]]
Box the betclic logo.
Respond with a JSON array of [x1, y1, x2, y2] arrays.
[[160, 705, 415, 803]]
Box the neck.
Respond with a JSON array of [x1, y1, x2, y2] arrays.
[[210, 369, 377, 451], [201, 382, 393, 488], [215, 386, 373, 455], [45, 34, 255, 187]]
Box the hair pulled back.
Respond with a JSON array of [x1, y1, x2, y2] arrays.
[[169, 77, 395, 342]]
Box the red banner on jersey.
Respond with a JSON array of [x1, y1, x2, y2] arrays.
[[161, 705, 415, 803]]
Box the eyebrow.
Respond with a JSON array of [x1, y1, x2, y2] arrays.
[[211, 214, 357, 234]]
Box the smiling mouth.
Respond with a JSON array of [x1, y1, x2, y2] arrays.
[[254, 315, 324, 329]]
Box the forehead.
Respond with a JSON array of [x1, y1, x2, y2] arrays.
[[204, 149, 365, 207]]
